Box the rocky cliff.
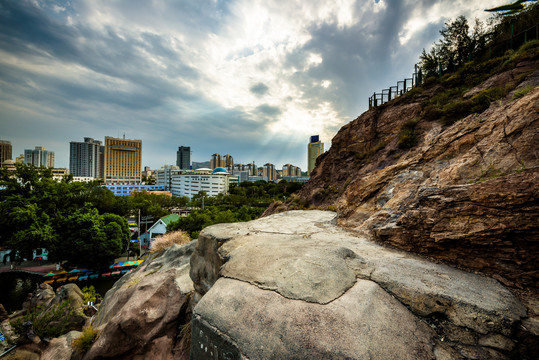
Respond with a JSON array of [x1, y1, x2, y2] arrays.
[[265, 58, 539, 296]]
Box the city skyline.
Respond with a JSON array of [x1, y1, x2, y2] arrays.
[[0, 1, 501, 170], [4, 136, 307, 172]]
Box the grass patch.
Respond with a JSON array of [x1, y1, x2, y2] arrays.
[[127, 277, 141, 287], [11, 300, 78, 339], [144, 264, 163, 277], [72, 325, 99, 354], [178, 321, 191, 353], [150, 230, 190, 253], [477, 165, 506, 183], [512, 85, 534, 100], [398, 118, 420, 149]]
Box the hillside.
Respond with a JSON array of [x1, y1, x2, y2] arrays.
[[265, 41, 539, 295]]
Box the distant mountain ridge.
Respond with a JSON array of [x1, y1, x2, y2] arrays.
[[191, 160, 210, 169]]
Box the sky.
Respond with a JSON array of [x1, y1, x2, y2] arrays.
[[0, 0, 501, 170]]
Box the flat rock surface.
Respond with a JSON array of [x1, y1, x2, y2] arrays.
[[191, 210, 529, 359], [193, 278, 436, 360]]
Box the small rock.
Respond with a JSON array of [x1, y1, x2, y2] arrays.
[[478, 333, 515, 351]]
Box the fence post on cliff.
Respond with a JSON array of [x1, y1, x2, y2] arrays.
[[510, 21, 514, 50]]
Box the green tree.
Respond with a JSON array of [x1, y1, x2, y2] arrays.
[[51, 207, 125, 269], [8, 204, 56, 259]]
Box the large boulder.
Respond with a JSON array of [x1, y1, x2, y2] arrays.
[[190, 210, 532, 359], [83, 241, 196, 360]]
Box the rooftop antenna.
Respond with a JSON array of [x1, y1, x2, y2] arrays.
[[123, 133, 125, 139]]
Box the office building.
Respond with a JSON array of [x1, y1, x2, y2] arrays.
[[282, 164, 301, 177], [170, 167, 234, 199], [210, 153, 233, 170], [104, 136, 142, 184], [24, 146, 55, 168], [308, 135, 324, 175], [2, 159, 16, 171], [176, 146, 191, 170], [52, 168, 69, 180], [155, 165, 180, 191], [15, 154, 24, 163], [262, 163, 277, 182], [0, 140, 12, 164], [69, 137, 102, 178], [104, 184, 165, 196]]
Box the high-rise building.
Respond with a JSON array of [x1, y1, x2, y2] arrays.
[[246, 162, 257, 176], [282, 164, 301, 177], [0, 140, 12, 164], [307, 135, 324, 175], [69, 137, 102, 178], [24, 146, 55, 168], [104, 136, 142, 184], [263, 163, 277, 182], [210, 153, 222, 169], [176, 146, 191, 170], [224, 154, 234, 171], [210, 153, 234, 170]]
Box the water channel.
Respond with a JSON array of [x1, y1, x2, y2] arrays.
[[0, 271, 119, 313]]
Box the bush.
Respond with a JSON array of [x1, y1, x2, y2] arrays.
[[439, 99, 473, 126], [150, 230, 190, 252], [11, 300, 78, 339], [72, 325, 99, 354], [398, 118, 420, 149], [82, 286, 98, 304]]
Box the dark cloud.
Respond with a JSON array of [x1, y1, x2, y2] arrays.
[[283, 0, 446, 120], [255, 104, 282, 117], [249, 82, 269, 96], [0, 0, 79, 59]]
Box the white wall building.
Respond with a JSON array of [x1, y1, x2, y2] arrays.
[[170, 167, 233, 199], [155, 165, 180, 190], [104, 184, 164, 196]]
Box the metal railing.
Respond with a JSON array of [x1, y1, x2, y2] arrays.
[[368, 21, 538, 109], [369, 66, 421, 108]]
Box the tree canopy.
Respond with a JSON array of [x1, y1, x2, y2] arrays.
[[1, 164, 304, 265], [0, 164, 186, 268]]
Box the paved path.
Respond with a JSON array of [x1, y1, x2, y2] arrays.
[[0, 261, 56, 274]]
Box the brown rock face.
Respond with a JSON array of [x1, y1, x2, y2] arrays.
[[269, 64, 539, 293], [375, 169, 539, 290], [83, 242, 195, 360]]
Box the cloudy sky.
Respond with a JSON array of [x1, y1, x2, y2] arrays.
[[0, 0, 501, 170]]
